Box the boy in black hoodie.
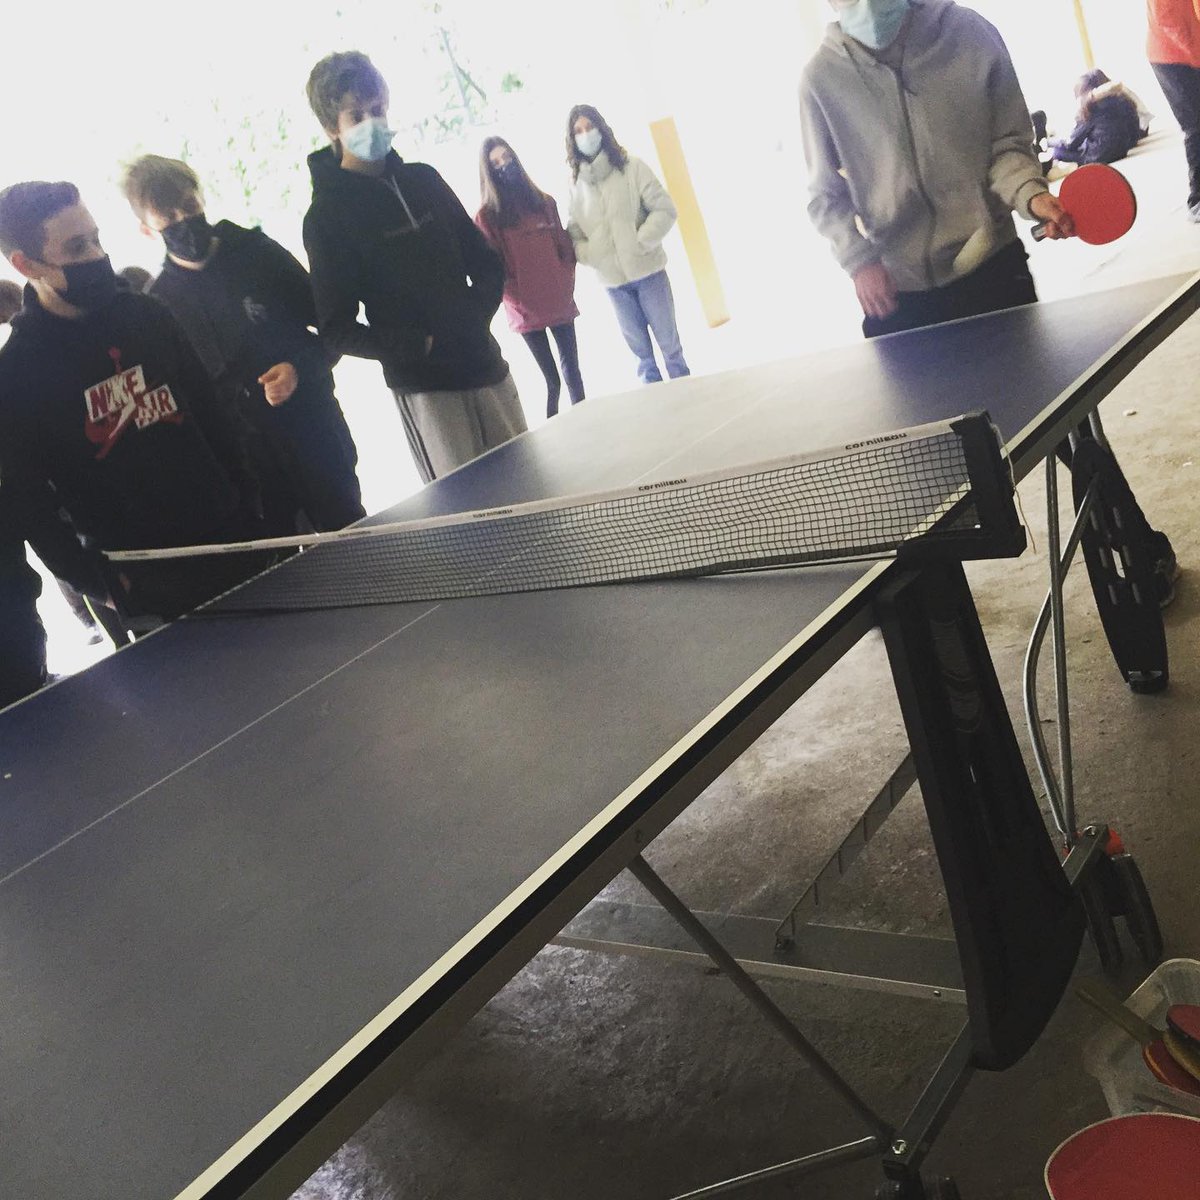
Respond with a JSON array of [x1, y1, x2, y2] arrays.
[[302, 50, 527, 483], [121, 155, 364, 532], [0, 181, 271, 621]]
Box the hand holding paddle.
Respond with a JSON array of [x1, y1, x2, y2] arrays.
[[1030, 191, 1075, 240], [1033, 164, 1137, 245]]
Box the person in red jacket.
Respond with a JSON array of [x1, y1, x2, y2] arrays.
[[1148, 0, 1200, 218], [475, 137, 585, 419]]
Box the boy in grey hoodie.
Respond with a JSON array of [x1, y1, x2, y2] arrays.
[[803, 1, 1179, 606], [800, 0, 1073, 337]]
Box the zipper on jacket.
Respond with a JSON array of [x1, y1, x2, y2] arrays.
[[895, 65, 938, 290], [384, 174, 419, 228]]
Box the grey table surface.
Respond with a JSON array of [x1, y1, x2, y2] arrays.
[[1, 272, 1194, 1199]]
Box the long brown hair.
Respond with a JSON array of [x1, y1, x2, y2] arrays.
[[478, 136, 548, 229], [565, 104, 629, 181], [1073, 68, 1111, 122]]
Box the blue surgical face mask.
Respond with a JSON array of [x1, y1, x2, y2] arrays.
[[342, 116, 396, 162], [575, 128, 603, 159], [835, 0, 911, 51]]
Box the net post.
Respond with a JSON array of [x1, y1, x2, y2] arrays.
[[950, 411, 1026, 560]]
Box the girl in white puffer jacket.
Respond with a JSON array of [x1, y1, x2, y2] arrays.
[[566, 104, 690, 385]]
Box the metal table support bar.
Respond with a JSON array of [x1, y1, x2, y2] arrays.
[[556, 901, 965, 1003], [627, 854, 893, 1144], [881, 1027, 975, 1180], [1024, 471, 1100, 846], [1045, 455, 1076, 846], [669, 1138, 883, 1199], [774, 754, 919, 950]]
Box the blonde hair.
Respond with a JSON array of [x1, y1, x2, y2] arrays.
[[120, 155, 202, 220]]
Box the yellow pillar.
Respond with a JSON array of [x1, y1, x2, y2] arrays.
[[1074, 0, 1096, 71], [649, 116, 730, 329]]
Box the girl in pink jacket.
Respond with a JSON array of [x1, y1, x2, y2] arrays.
[[476, 137, 585, 418]]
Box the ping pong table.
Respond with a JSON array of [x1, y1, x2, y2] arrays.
[[2, 272, 1198, 1200]]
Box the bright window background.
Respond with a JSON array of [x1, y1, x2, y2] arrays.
[[0, 0, 1162, 669]]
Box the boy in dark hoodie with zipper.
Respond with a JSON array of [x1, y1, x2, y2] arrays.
[[121, 155, 364, 532], [0, 181, 271, 622], [302, 50, 527, 483]]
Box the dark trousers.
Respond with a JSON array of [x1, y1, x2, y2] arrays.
[[112, 507, 285, 622], [521, 322, 585, 418], [242, 387, 365, 534], [0, 610, 46, 708], [56, 578, 129, 646], [1152, 61, 1200, 206], [862, 240, 1038, 339], [278, 406, 365, 532]]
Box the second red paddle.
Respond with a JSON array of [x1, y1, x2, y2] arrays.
[[1032, 163, 1137, 245], [1167, 1003, 1200, 1054], [1076, 979, 1200, 1097]]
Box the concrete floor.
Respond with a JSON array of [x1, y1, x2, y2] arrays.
[[291, 142, 1200, 1200]]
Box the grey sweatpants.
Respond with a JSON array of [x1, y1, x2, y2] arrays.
[[391, 371, 527, 483]]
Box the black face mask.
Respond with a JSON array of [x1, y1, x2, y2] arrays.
[[56, 256, 119, 310], [495, 161, 521, 186], [161, 213, 214, 262]]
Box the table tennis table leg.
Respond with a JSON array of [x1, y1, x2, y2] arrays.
[[1023, 453, 1165, 971], [1026, 456, 1087, 848], [878, 560, 1086, 1060], [1055, 418, 1171, 692], [635, 561, 1087, 1199], [628, 854, 961, 1200], [627, 854, 892, 1144]]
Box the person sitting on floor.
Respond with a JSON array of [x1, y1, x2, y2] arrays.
[[1050, 70, 1144, 166]]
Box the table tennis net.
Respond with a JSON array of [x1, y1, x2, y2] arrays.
[[106, 411, 1024, 613]]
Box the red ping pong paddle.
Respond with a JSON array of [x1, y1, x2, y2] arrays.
[[1032, 163, 1137, 245], [1167, 1004, 1200, 1054], [1045, 1112, 1200, 1200], [1075, 980, 1200, 1097]]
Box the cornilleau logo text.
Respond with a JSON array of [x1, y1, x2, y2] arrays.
[[844, 433, 908, 451], [638, 478, 688, 492], [473, 508, 514, 519]]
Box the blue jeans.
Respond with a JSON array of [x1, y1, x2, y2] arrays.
[[606, 270, 690, 384]]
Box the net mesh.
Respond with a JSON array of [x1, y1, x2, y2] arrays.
[[166, 419, 986, 613]]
